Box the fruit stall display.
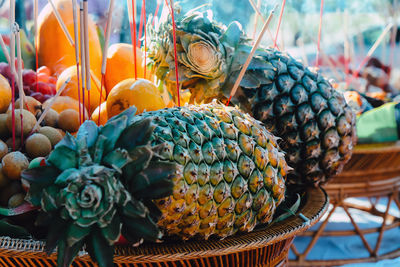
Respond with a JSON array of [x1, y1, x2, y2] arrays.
[[287, 10, 400, 267], [0, 0, 365, 266]]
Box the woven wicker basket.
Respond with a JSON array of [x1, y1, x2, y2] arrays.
[[326, 142, 400, 200], [0, 187, 328, 267], [290, 142, 400, 266]]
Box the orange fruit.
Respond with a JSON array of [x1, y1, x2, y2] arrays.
[[56, 65, 106, 114], [0, 74, 11, 113], [37, 0, 102, 77], [107, 78, 165, 118], [91, 102, 108, 126], [105, 43, 149, 95], [43, 96, 88, 119]]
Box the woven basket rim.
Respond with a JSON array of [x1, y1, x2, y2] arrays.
[[354, 141, 400, 154], [0, 187, 328, 263]]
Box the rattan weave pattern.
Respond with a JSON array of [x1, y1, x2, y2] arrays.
[[0, 187, 328, 266]]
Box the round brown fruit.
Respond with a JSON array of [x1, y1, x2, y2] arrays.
[[0, 164, 10, 189], [15, 96, 42, 116], [6, 109, 37, 137], [0, 140, 7, 160], [39, 108, 59, 127], [5, 137, 21, 150], [2, 151, 29, 180], [8, 193, 25, 208], [58, 109, 80, 133], [38, 126, 63, 147], [25, 133, 52, 158], [0, 181, 22, 206], [0, 114, 9, 138]]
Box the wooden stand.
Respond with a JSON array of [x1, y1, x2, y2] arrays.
[[0, 187, 328, 267], [290, 143, 400, 266]]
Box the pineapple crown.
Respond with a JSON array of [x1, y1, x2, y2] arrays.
[[148, 6, 273, 103], [22, 107, 176, 267]]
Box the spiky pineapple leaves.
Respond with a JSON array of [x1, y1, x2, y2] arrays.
[[21, 107, 176, 267]]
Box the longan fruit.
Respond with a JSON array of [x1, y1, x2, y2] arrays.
[[58, 109, 80, 133], [38, 126, 63, 147], [2, 151, 29, 180], [6, 109, 37, 137], [25, 133, 52, 158]]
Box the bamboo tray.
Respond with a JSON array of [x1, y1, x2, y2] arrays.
[[290, 142, 400, 266], [0, 187, 328, 267]]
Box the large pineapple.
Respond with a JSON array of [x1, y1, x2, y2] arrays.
[[134, 101, 287, 239], [22, 102, 287, 266], [148, 9, 356, 186]]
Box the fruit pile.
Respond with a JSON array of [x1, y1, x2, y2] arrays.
[[0, 71, 84, 214], [0, 1, 357, 266], [0, 62, 57, 103]]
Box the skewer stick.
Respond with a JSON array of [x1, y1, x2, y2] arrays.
[[315, 0, 324, 68], [80, 1, 86, 121], [99, 0, 115, 124], [83, 0, 91, 116], [127, 0, 138, 79], [390, 0, 398, 68], [34, 0, 39, 92], [47, 0, 75, 47], [165, 0, 180, 106], [248, 0, 275, 45], [138, 0, 145, 45], [101, 0, 115, 76], [251, 0, 260, 40], [32, 78, 71, 133], [71, 0, 81, 124], [320, 50, 343, 82], [273, 0, 286, 48], [343, 10, 350, 85], [153, 0, 161, 26], [15, 24, 26, 145], [10, 0, 16, 151], [351, 22, 393, 81], [143, 0, 147, 79], [227, 6, 277, 105]]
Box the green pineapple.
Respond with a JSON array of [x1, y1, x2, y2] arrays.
[[148, 9, 356, 186], [134, 101, 287, 239], [22, 102, 288, 265]]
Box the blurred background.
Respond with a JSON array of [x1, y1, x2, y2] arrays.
[[0, 0, 399, 93]]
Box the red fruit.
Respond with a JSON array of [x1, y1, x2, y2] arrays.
[[22, 69, 37, 86], [117, 235, 129, 245], [48, 76, 57, 84], [42, 94, 52, 102], [37, 66, 51, 76], [23, 86, 32, 96], [48, 84, 56, 95], [37, 73, 49, 83], [0, 62, 12, 81], [30, 92, 45, 103], [32, 82, 52, 95]]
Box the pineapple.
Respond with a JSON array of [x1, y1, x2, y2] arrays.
[[22, 102, 288, 265], [133, 101, 287, 239], [148, 8, 356, 186]]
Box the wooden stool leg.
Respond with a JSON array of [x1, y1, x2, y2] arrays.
[[373, 194, 394, 255], [342, 205, 374, 256], [295, 204, 338, 262]]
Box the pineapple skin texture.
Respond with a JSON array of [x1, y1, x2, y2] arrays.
[[231, 49, 356, 186], [135, 103, 288, 240]]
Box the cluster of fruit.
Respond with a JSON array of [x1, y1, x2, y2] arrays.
[[0, 72, 82, 213], [0, 62, 57, 103]]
